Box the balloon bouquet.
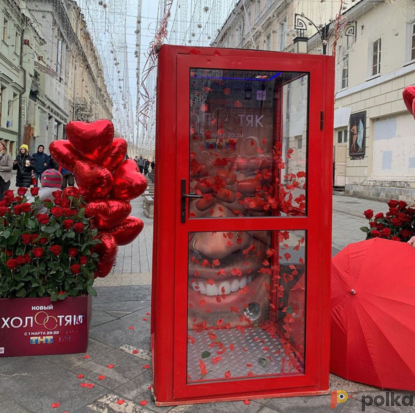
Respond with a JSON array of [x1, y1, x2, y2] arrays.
[[50, 120, 147, 278]]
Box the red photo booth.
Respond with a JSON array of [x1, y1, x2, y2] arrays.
[[152, 45, 334, 405]]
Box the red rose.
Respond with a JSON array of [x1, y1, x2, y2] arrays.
[[24, 253, 31, 263], [32, 247, 44, 258], [52, 190, 62, 199], [43, 198, 52, 203], [399, 200, 407, 210], [54, 198, 62, 206], [51, 207, 64, 218], [15, 196, 22, 203], [62, 219, 74, 229], [31, 234, 39, 243], [390, 218, 402, 226], [400, 229, 411, 238], [37, 214, 49, 224], [17, 187, 28, 196], [73, 223, 85, 233], [398, 213, 411, 223], [63, 187, 80, 198], [30, 187, 40, 196], [5, 249, 12, 257], [370, 230, 380, 237], [389, 207, 399, 215], [61, 198, 70, 208], [62, 208, 73, 217], [4, 190, 14, 198], [381, 228, 391, 237], [21, 234, 32, 245], [407, 208, 415, 216], [387, 200, 399, 208], [49, 245, 62, 256], [391, 236, 401, 242], [0, 200, 6, 206], [19, 203, 32, 213], [70, 264, 81, 274], [0, 207, 9, 217], [13, 205, 22, 215], [374, 212, 384, 219], [80, 255, 88, 265], [363, 209, 374, 219], [369, 222, 377, 228], [16, 255, 26, 265], [68, 247, 78, 258], [6, 258, 18, 269], [376, 223, 384, 230], [39, 237, 48, 245]]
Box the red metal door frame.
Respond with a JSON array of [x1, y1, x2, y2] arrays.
[[152, 45, 334, 405]]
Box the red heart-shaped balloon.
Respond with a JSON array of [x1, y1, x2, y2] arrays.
[[66, 120, 114, 163], [74, 161, 113, 200], [85, 200, 132, 231], [109, 217, 144, 246], [111, 160, 147, 201], [92, 233, 118, 263], [49, 141, 79, 172], [94, 259, 115, 278], [403, 86, 415, 115], [62, 186, 81, 199], [99, 138, 128, 172]]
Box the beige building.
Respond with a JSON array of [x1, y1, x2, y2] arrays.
[[22, 0, 112, 151]]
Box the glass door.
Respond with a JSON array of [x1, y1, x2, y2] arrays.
[[174, 54, 329, 399]]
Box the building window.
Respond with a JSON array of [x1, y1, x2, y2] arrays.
[[372, 38, 381, 76], [342, 53, 349, 89], [337, 129, 347, 144], [56, 38, 63, 76], [3, 18, 8, 43], [297, 137, 303, 150], [411, 23, 415, 60], [266, 33, 271, 50], [14, 31, 20, 55], [0, 87, 5, 126], [280, 18, 287, 51]]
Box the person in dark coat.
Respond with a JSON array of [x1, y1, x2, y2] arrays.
[[32, 145, 50, 187], [13, 144, 34, 188]]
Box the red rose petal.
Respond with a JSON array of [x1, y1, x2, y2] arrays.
[[107, 364, 114, 369], [148, 385, 153, 390], [146, 312, 151, 315], [77, 374, 84, 379], [142, 318, 148, 321], [132, 350, 139, 354], [117, 399, 125, 405], [140, 401, 148, 406], [82, 355, 90, 359], [143, 365, 151, 369], [51, 403, 60, 408], [129, 326, 134, 330], [98, 375, 106, 380], [243, 399, 251, 405]]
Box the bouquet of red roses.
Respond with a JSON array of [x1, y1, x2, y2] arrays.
[[0, 187, 100, 300], [361, 199, 415, 242]]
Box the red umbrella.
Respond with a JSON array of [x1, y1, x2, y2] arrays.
[[331, 238, 415, 391]]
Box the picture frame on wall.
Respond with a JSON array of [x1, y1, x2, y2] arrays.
[[349, 111, 366, 159]]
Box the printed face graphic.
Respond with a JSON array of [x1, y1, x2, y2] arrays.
[[185, 68, 308, 382]]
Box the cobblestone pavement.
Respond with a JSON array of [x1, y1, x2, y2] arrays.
[[0, 193, 410, 413]]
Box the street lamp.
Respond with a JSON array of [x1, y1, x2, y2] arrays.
[[294, 13, 330, 55]]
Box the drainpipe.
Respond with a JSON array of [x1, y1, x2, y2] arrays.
[[17, 17, 27, 150]]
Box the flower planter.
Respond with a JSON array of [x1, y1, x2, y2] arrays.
[[0, 295, 92, 357]]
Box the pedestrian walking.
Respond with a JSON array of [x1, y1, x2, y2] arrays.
[[151, 159, 155, 172], [13, 144, 34, 188], [137, 155, 145, 173], [144, 158, 150, 175], [32, 144, 50, 187], [0, 141, 13, 200]]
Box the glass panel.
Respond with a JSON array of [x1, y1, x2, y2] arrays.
[[189, 69, 308, 219], [187, 230, 306, 383]]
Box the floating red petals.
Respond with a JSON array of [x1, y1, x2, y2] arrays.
[[284, 253, 291, 261], [82, 355, 90, 359], [132, 349, 139, 354], [142, 318, 148, 321], [117, 399, 125, 405], [129, 326, 134, 330], [229, 344, 235, 351], [201, 104, 208, 112], [246, 363, 253, 367], [212, 259, 220, 267], [217, 269, 226, 276], [51, 403, 60, 408], [146, 312, 151, 316], [207, 279, 215, 285], [208, 332, 217, 340], [230, 306, 239, 313], [247, 371, 254, 377], [243, 400, 251, 405], [143, 365, 151, 369], [217, 319, 223, 326], [224, 370, 232, 378], [235, 101, 242, 108], [223, 88, 230, 95], [148, 385, 153, 390], [140, 400, 148, 406], [98, 375, 106, 380], [107, 364, 115, 369], [212, 356, 222, 364], [199, 299, 206, 306], [199, 359, 208, 376], [77, 374, 84, 379]]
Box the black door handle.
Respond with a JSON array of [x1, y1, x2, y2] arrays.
[[181, 179, 203, 223]]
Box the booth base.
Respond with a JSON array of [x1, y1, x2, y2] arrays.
[[188, 327, 303, 382]]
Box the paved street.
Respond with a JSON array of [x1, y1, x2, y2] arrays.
[[0, 193, 411, 413]]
